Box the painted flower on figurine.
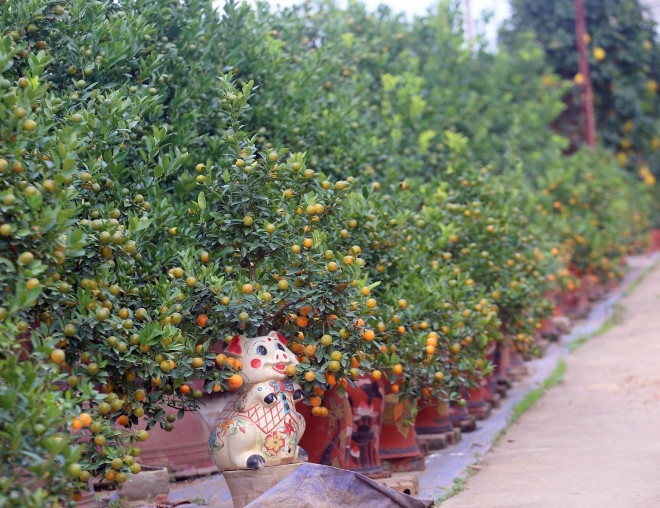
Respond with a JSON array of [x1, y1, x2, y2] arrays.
[[217, 419, 235, 436], [282, 420, 295, 436], [264, 431, 286, 455], [208, 431, 224, 453]]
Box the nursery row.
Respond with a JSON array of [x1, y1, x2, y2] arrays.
[[0, 0, 653, 505], [292, 266, 617, 482]]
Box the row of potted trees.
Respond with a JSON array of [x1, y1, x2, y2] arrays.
[[0, 0, 654, 505], [294, 242, 643, 476]]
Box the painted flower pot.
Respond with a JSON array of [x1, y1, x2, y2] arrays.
[[493, 339, 512, 393], [448, 398, 476, 433], [650, 229, 660, 252], [378, 387, 423, 471], [415, 400, 454, 435], [345, 374, 385, 475], [559, 286, 590, 320], [138, 405, 215, 478], [73, 486, 97, 507], [118, 465, 170, 503], [206, 331, 310, 508], [296, 386, 352, 469], [466, 378, 492, 420]]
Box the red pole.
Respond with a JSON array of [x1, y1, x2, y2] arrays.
[[574, 0, 596, 147]]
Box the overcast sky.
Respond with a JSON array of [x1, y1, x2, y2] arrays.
[[266, 0, 509, 20], [233, 0, 512, 43]]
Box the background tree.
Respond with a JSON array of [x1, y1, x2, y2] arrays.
[[503, 0, 660, 204]]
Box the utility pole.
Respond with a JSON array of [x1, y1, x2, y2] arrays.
[[574, 0, 596, 147]]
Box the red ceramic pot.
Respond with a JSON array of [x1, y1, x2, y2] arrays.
[[345, 375, 385, 474], [415, 400, 454, 434], [296, 386, 352, 469], [466, 378, 491, 420], [73, 489, 96, 508], [448, 398, 476, 432], [378, 386, 422, 462], [582, 274, 604, 302], [650, 229, 660, 252], [493, 339, 512, 392], [509, 347, 525, 368], [480, 344, 500, 406], [137, 405, 215, 479], [539, 316, 558, 340], [559, 285, 590, 320]]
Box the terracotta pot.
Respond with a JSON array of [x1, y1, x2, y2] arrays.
[[345, 375, 385, 474], [296, 386, 352, 469], [415, 400, 454, 434], [483, 372, 501, 406], [73, 486, 97, 507], [509, 347, 526, 368], [581, 274, 604, 302], [493, 340, 512, 392], [482, 345, 501, 406], [466, 378, 491, 420], [551, 264, 590, 317], [650, 229, 660, 252], [448, 398, 476, 432], [559, 285, 590, 320], [539, 316, 559, 340], [118, 465, 170, 502], [137, 405, 215, 479], [378, 390, 421, 461]]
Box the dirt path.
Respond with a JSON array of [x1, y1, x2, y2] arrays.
[[440, 257, 660, 507]]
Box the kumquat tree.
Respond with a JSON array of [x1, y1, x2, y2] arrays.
[[0, 0, 655, 506]]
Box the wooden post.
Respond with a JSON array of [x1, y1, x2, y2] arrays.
[[574, 0, 596, 147]]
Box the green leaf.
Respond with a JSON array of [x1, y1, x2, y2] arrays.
[[25, 195, 43, 211], [69, 229, 86, 249], [135, 218, 153, 232], [341, 33, 355, 48], [62, 158, 76, 171], [129, 216, 139, 233]]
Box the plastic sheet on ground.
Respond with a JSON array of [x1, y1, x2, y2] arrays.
[[244, 463, 433, 508]]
